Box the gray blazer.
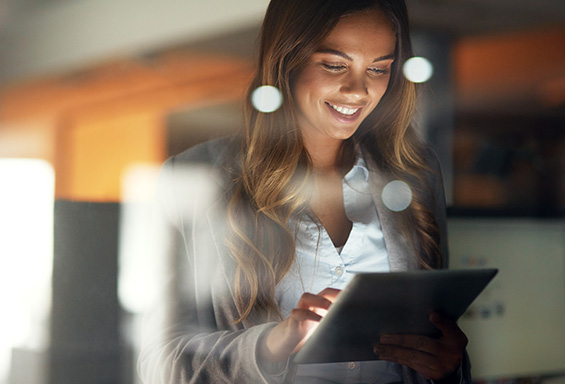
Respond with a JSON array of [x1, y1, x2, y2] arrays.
[[138, 136, 469, 384]]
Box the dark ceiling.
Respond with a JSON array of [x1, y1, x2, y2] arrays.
[[171, 0, 565, 58], [406, 0, 565, 36]]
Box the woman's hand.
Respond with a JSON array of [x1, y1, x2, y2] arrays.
[[259, 288, 341, 363], [373, 312, 468, 382]]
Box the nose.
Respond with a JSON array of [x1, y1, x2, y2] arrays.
[[340, 72, 368, 101]]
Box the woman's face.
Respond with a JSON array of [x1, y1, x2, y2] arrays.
[[293, 9, 396, 148]]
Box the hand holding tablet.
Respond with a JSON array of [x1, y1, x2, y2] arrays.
[[375, 311, 469, 380], [293, 269, 498, 365]]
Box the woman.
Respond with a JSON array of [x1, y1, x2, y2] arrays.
[[140, 0, 470, 383]]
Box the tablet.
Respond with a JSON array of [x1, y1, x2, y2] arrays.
[[293, 268, 498, 364]]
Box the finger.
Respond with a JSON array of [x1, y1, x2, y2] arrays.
[[289, 309, 323, 352], [390, 357, 439, 380], [290, 308, 322, 323], [429, 313, 456, 334], [381, 352, 441, 380], [430, 313, 468, 348], [386, 351, 459, 381], [379, 334, 441, 355], [376, 332, 464, 380], [317, 288, 341, 303], [374, 344, 440, 376], [296, 292, 333, 311]]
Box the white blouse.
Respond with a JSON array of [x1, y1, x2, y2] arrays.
[[275, 154, 403, 384]]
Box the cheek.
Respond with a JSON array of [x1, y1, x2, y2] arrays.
[[293, 83, 311, 113], [302, 72, 327, 95], [293, 71, 316, 103], [370, 79, 391, 103], [295, 77, 329, 109]]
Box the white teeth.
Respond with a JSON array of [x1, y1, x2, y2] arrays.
[[329, 103, 359, 115]]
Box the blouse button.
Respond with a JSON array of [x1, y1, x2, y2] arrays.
[[334, 266, 344, 276], [348, 362, 356, 370]]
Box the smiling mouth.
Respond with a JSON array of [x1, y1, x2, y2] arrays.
[[326, 102, 361, 116]]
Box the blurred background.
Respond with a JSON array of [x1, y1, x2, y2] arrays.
[[0, 0, 563, 383]]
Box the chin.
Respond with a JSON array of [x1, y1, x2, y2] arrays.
[[333, 126, 361, 141]]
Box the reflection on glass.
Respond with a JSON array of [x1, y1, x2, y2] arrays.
[[402, 57, 433, 84], [0, 160, 54, 384], [252, 85, 283, 113]]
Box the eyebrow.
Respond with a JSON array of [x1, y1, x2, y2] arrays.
[[315, 48, 395, 63]]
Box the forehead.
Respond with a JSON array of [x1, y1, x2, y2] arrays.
[[321, 9, 396, 56]]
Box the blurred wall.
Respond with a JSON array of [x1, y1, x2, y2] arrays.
[[0, 0, 268, 85]]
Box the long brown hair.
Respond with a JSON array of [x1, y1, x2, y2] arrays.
[[227, 0, 442, 324]]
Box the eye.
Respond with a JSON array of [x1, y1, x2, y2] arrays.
[[322, 63, 347, 72], [368, 67, 390, 75]]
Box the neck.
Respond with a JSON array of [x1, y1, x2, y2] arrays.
[[304, 139, 342, 172], [302, 136, 355, 175]]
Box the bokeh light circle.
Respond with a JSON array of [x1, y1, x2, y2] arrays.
[[381, 180, 413, 212], [251, 85, 283, 113], [402, 57, 433, 83]]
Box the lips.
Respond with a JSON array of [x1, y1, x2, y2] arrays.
[[325, 101, 363, 123]]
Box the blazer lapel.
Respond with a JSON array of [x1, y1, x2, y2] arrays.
[[207, 201, 277, 328], [365, 156, 418, 272]]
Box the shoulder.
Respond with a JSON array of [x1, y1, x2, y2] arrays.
[[161, 135, 242, 185], [159, 135, 242, 192], [421, 146, 444, 186], [360, 142, 442, 185], [157, 136, 241, 225], [169, 135, 241, 168], [422, 146, 442, 172]]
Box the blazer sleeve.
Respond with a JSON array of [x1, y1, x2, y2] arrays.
[[426, 149, 449, 269], [137, 153, 291, 384], [425, 150, 473, 384]]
